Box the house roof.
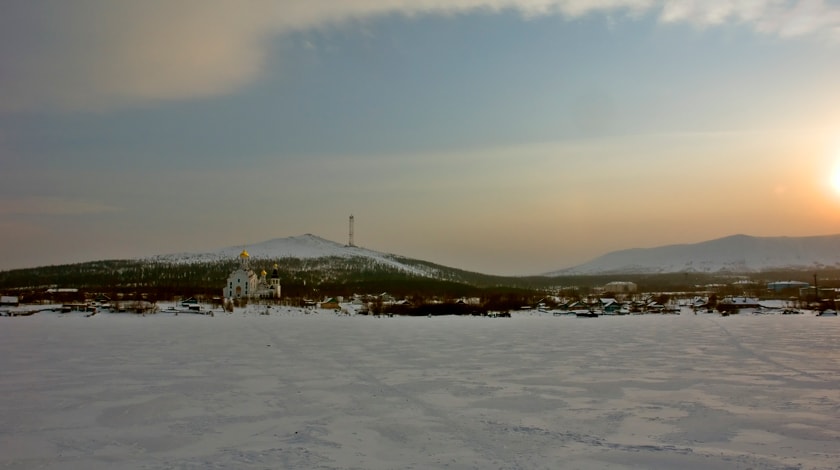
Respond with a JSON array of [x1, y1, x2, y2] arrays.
[[720, 297, 759, 304]]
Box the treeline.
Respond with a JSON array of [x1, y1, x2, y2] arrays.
[[4, 255, 836, 304], [0, 257, 550, 304], [0, 260, 236, 291]]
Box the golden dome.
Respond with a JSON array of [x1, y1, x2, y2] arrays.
[[239, 249, 250, 258], [261, 269, 267, 277]]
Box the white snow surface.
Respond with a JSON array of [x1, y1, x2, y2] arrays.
[[2, 309, 840, 469], [148, 234, 432, 276], [551, 233, 840, 275]]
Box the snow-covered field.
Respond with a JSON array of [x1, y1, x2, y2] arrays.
[[2, 309, 839, 469]]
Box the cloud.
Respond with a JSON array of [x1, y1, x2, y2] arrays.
[[0, 197, 121, 216], [658, 0, 840, 38], [0, 1, 275, 112], [1, 0, 838, 112]]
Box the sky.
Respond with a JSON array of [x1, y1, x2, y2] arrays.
[[2, 0, 840, 276]]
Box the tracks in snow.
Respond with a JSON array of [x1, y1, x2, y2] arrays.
[[706, 317, 827, 383]]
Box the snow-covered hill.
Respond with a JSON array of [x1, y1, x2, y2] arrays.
[[147, 234, 433, 277], [548, 234, 840, 275], [147, 233, 840, 278]]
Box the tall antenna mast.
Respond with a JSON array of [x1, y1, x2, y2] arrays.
[[348, 214, 355, 247]]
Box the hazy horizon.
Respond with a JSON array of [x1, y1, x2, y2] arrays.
[[3, 1, 840, 275]]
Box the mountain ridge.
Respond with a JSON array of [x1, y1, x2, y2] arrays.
[[149, 232, 840, 277], [5, 232, 840, 279], [148, 233, 424, 272], [548, 233, 840, 276], [146, 233, 471, 281]]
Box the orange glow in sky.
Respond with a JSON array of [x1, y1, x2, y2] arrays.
[[2, 1, 840, 274]]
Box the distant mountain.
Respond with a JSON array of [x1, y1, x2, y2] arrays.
[[547, 234, 840, 276]]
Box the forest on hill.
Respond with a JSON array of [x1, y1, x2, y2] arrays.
[[4, 256, 840, 307]]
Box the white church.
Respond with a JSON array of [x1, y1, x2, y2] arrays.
[[223, 250, 281, 301]]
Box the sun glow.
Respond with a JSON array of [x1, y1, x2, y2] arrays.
[[832, 147, 840, 197], [833, 170, 840, 196]]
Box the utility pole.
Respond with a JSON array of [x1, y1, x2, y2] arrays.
[[348, 215, 355, 247]]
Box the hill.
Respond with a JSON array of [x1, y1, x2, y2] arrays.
[[0, 235, 553, 299], [148, 234, 434, 277], [6, 233, 840, 299], [548, 234, 840, 275]]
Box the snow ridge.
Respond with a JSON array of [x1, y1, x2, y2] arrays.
[[146, 234, 432, 276]]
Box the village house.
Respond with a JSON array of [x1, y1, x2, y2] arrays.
[[767, 281, 810, 293], [716, 296, 761, 313], [599, 298, 624, 314], [645, 300, 665, 313]]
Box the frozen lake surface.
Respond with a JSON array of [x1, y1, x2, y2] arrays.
[[2, 310, 839, 469]]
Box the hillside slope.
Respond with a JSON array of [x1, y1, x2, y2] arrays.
[[148, 234, 433, 276]]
